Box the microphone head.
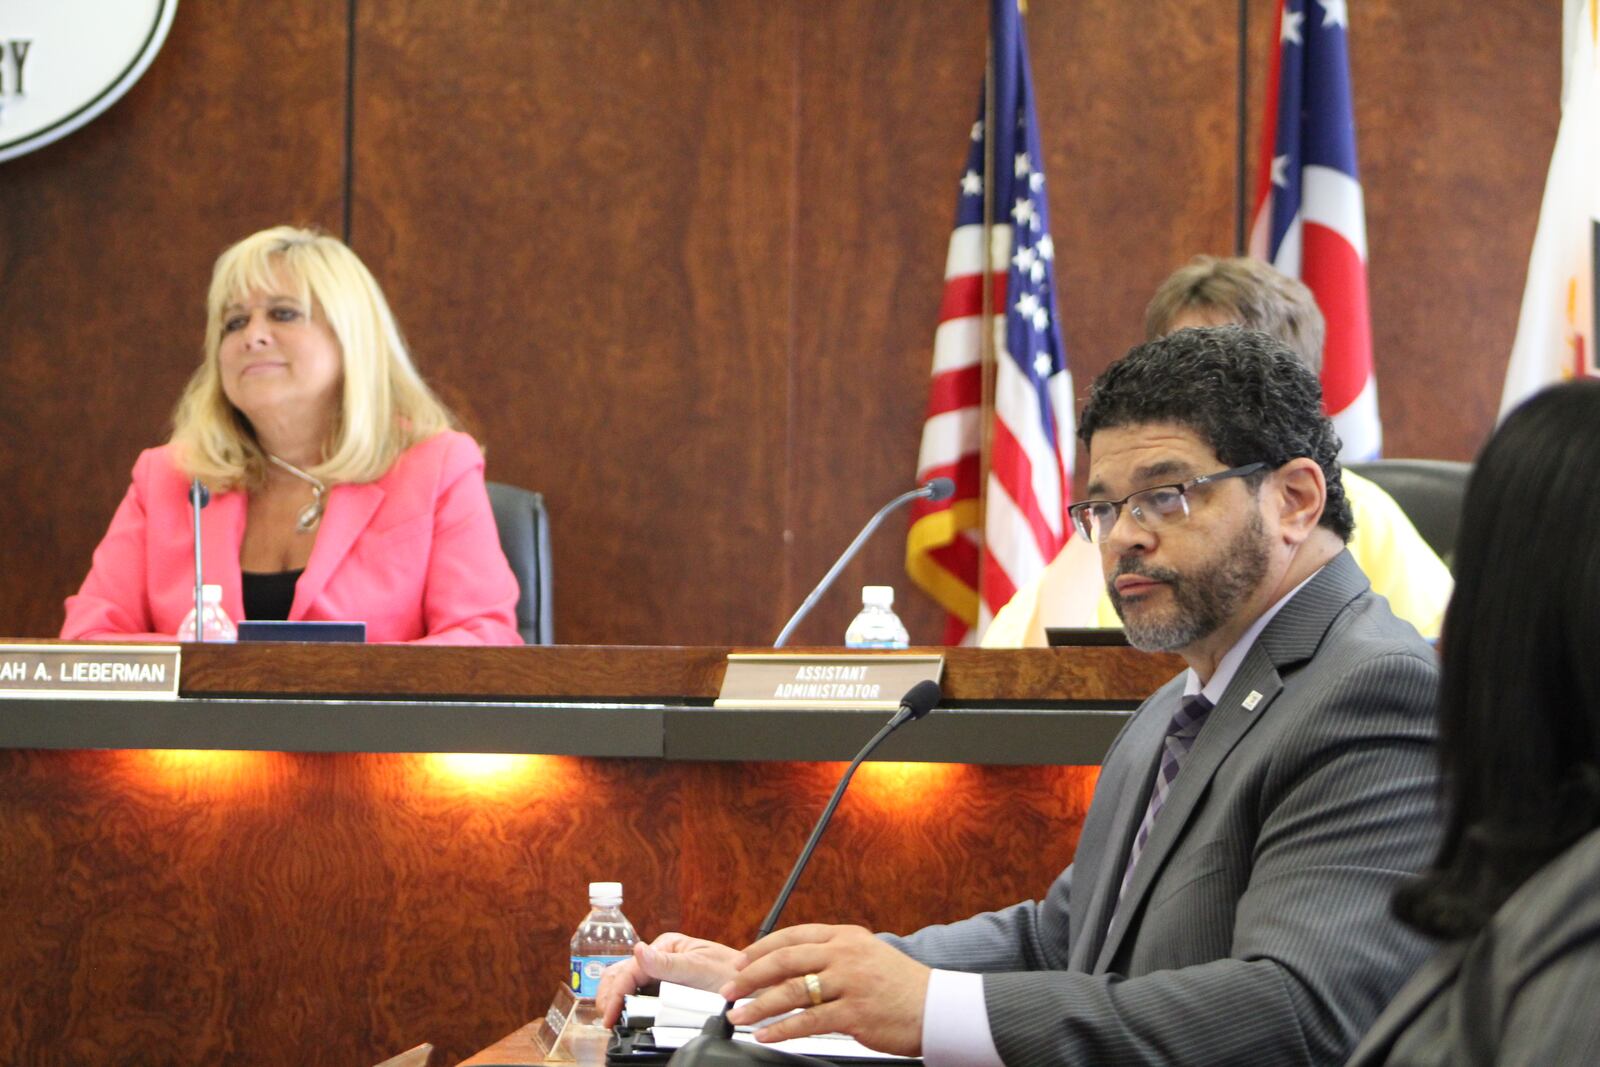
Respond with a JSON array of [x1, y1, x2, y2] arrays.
[[922, 477, 956, 502], [899, 679, 943, 720], [190, 479, 210, 508]]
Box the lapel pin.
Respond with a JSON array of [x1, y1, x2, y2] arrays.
[[1242, 690, 1263, 710]]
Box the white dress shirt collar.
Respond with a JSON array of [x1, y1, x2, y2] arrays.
[[1183, 566, 1324, 705]]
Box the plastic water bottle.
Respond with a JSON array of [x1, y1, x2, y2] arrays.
[[845, 585, 910, 649], [569, 881, 638, 1001], [177, 584, 237, 642]]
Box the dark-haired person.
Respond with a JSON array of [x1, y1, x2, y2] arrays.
[[597, 326, 1442, 1066], [61, 226, 521, 644], [984, 255, 1452, 646], [1346, 379, 1600, 1066]]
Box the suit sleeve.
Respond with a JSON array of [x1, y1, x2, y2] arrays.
[[61, 452, 169, 641], [978, 651, 1441, 1067], [410, 434, 524, 646], [882, 865, 1073, 974]]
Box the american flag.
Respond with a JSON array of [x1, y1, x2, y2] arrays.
[[1249, 0, 1381, 461], [906, 0, 1074, 644]]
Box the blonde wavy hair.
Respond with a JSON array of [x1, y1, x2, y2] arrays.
[[1143, 255, 1327, 375], [170, 226, 456, 490]]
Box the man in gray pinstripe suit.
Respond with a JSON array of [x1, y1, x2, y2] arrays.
[[601, 326, 1443, 1066]]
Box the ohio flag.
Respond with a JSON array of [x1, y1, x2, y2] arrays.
[[906, 0, 1074, 644], [1500, 0, 1599, 414], [1249, 0, 1381, 460]]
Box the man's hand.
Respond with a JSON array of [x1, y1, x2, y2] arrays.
[[722, 924, 930, 1057], [595, 933, 742, 1027]]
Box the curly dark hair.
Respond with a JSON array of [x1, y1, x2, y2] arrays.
[[1077, 325, 1353, 541]]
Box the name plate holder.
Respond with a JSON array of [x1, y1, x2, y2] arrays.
[[0, 644, 180, 700], [533, 984, 605, 1062], [715, 652, 944, 710]]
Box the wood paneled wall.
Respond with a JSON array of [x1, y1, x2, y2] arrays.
[[0, 749, 1098, 1065], [0, 0, 1559, 644]]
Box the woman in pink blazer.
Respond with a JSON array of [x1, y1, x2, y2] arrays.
[[62, 226, 522, 645]]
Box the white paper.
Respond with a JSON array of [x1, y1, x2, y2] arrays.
[[647, 980, 798, 1032]]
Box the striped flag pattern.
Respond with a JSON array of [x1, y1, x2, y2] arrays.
[[1249, 0, 1382, 461], [1500, 0, 1598, 414], [906, 0, 1074, 644]]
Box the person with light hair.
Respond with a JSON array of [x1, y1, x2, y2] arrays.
[[62, 226, 522, 644], [983, 255, 1453, 647]]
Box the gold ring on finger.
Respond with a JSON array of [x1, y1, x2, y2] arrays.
[[803, 972, 824, 1007]]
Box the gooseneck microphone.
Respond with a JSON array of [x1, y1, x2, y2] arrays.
[[751, 678, 941, 941], [773, 478, 955, 647], [667, 680, 944, 1067], [190, 478, 210, 642]]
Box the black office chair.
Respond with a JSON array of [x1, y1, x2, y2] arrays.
[[485, 482, 554, 644], [1347, 459, 1471, 570]]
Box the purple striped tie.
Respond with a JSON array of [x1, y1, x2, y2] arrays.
[[1116, 693, 1215, 906]]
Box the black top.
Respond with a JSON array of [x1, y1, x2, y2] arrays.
[[241, 569, 303, 621]]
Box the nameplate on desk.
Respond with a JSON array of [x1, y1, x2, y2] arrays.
[[715, 653, 943, 710], [0, 644, 181, 700]]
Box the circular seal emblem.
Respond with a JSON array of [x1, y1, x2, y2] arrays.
[[0, 0, 178, 163]]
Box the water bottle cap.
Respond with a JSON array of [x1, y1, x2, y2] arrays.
[[862, 585, 894, 608], [588, 881, 623, 904], [201, 584, 224, 602]]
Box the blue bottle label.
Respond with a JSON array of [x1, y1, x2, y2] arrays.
[[570, 954, 628, 999]]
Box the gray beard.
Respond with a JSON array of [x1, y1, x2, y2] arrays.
[[1109, 510, 1271, 653]]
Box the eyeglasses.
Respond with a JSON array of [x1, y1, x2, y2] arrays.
[[1069, 463, 1268, 544]]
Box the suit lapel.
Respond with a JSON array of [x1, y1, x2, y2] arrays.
[[291, 482, 384, 619], [1092, 551, 1372, 973], [1071, 676, 1184, 971], [1094, 650, 1283, 971]]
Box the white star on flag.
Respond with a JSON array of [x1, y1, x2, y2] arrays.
[[1029, 259, 1046, 283], [1319, 0, 1349, 29], [1270, 154, 1290, 187], [1015, 292, 1041, 320], [1015, 153, 1031, 178], [961, 170, 983, 196], [1030, 305, 1050, 331], [1011, 198, 1036, 226], [1034, 352, 1053, 378], [1029, 172, 1045, 192], [1013, 246, 1038, 272], [1036, 234, 1055, 261], [1282, 8, 1304, 44], [970, 120, 984, 142]]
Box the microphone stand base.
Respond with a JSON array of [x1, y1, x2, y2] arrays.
[[665, 1034, 833, 1067]]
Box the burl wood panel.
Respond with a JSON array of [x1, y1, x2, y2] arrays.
[[0, 748, 1098, 1066], [0, 1, 348, 640]]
